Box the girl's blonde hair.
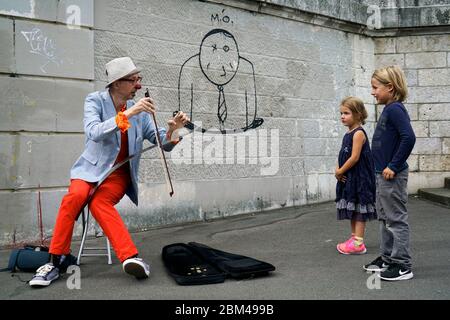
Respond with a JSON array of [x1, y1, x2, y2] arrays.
[[341, 96, 368, 125], [372, 65, 408, 102]]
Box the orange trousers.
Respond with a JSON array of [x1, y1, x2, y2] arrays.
[[49, 171, 138, 262]]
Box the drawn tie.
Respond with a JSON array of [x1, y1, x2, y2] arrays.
[[217, 85, 227, 126]]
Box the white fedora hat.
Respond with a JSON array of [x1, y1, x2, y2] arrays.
[[105, 57, 141, 87]]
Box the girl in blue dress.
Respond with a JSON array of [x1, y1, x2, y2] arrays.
[[335, 97, 377, 255]]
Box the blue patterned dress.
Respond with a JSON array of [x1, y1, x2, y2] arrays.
[[335, 127, 377, 221]]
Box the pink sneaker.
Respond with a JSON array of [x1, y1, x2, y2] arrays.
[[345, 235, 355, 244], [336, 239, 367, 255]]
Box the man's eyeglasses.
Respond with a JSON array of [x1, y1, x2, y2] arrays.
[[120, 76, 143, 84]]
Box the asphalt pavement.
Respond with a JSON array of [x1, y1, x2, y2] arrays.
[[0, 196, 449, 300]]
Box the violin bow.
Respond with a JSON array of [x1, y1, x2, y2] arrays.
[[145, 88, 175, 197]]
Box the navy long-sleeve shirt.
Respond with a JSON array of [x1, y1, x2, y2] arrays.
[[372, 101, 416, 174]]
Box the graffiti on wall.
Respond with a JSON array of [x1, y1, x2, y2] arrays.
[[21, 28, 63, 73], [177, 28, 263, 134]]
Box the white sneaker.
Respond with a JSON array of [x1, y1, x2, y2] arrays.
[[122, 257, 150, 279]]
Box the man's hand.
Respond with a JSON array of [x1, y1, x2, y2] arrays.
[[167, 111, 190, 142], [382, 167, 396, 180], [124, 97, 155, 118]]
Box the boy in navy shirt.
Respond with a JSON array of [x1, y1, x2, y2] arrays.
[[363, 66, 416, 281]]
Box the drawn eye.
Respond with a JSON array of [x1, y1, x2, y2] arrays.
[[212, 44, 217, 52], [223, 45, 229, 52]]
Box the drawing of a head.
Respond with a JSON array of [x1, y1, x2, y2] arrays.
[[199, 29, 239, 86]]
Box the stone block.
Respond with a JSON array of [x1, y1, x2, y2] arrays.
[[0, 189, 65, 246], [355, 86, 374, 104], [297, 119, 341, 138], [407, 154, 419, 172], [419, 103, 450, 120], [411, 121, 429, 138], [429, 121, 450, 137], [0, 134, 84, 190], [418, 69, 450, 86], [352, 52, 375, 84], [404, 69, 418, 87], [374, 37, 396, 54], [294, 100, 338, 121], [442, 138, 450, 154], [422, 34, 450, 52], [398, 7, 422, 28], [305, 173, 335, 203], [396, 36, 422, 53], [420, 6, 450, 26], [302, 138, 340, 156], [408, 86, 450, 103], [257, 95, 306, 119], [15, 20, 94, 79], [317, 173, 336, 202], [254, 118, 297, 137], [318, 120, 341, 138], [0, 17, 14, 73], [443, 138, 450, 154], [0, 0, 56, 21], [0, 76, 93, 132], [419, 0, 450, 5], [297, 120, 321, 138], [375, 53, 405, 68], [317, 0, 341, 19], [402, 104, 419, 121], [380, 7, 400, 28], [304, 155, 336, 174], [279, 137, 303, 158], [95, 30, 194, 67], [409, 172, 450, 194], [347, 1, 369, 24], [405, 52, 447, 68], [353, 34, 375, 55], [419, 155, 450, 171], [412, 138, 442, 155]]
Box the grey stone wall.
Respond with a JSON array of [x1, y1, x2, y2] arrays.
[[0, 0, 94, 245], [93, 0, 369, 233], [374, 34, 450, 191], [0, 0, 449, 246]]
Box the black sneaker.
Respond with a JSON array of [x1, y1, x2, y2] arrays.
[[29, 263, 60, 287], [363, 256, 389, 272], [379, 263, 413, 281]]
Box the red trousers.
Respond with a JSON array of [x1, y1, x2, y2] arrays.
[[49, 171, 138, 262]]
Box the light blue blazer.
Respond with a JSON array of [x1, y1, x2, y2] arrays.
[[70, 90, 175, 205]]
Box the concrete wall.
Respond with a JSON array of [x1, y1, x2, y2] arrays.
[[374, 33, 450, 192], [0, 0, 94, 245], [0, 0, 449, 246], [92, 0, 380, 235]]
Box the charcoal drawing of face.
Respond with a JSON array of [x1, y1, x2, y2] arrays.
[[199, 29, 239, 86]]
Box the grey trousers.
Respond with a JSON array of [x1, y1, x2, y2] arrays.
[[376, 169, 412, 269]]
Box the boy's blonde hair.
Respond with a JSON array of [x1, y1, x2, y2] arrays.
[[372, 65, 408, 102], [341, 96, 368, 125]]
